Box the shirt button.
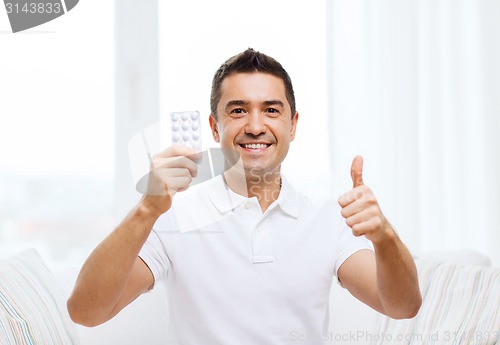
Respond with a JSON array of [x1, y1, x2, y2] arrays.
[[256, 226, 262, 233], [244, 201, 252, 209]]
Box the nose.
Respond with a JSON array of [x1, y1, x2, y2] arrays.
[[245, 112, 267, 136]]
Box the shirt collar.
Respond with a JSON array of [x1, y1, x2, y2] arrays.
[[276, 176, 301, 218], [207, 175, 247, 213], [207, 174, 301, 218]]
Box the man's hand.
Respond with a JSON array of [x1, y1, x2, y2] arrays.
[[336, 155, 422, 319], [140, 145, 201, 217], [338, 155, 390, 244], [68, 145, 201, 326]]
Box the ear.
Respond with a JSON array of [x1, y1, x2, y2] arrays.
[[209, 114, 220, 143], [290, 112, 299, 141]]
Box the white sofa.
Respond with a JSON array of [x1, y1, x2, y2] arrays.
[[1, 249, 499, 345]]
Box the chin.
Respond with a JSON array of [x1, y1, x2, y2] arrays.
[[244, 164, 279, 177]]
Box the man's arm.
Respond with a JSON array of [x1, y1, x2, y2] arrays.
[[67, 146, 200, 326], [337, 156, 422, 319]]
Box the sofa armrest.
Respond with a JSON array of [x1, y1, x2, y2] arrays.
[[55, 266, 169, 345]]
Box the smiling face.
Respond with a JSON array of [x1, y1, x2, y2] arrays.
[[209, 72, 298, 179]]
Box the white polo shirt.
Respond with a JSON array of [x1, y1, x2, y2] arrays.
[[139, 175, 372, 345]]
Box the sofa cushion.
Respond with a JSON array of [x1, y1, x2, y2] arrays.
[[0, 249, 80, 345], [375, 259, 500, 344]]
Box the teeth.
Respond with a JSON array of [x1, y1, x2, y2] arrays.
[[243, 143, 268, 149]]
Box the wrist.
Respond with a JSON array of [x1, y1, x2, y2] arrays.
[[372, 221, 397, 246], [137, 196, 170, 219]]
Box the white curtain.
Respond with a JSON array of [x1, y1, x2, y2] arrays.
[[326, 0, 500, 265]]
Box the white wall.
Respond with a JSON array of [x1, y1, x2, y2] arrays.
[[0, 1, 114, 267], [326, 0, 500, 265]]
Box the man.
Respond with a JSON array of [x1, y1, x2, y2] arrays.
[[68, 48, 421, 344]]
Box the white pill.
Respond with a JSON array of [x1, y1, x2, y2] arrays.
[[170, 111, 201, 149]]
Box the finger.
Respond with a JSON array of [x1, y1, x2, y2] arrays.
[[158, 167, 193, 178], [163, 175, 193, 193], [156, 145, 202, 161], [159, 168, 194, 191], [338, 187, 366, 208], [351, 155, 364, 188], [338, 191, 354, 208], [350, 220, 372, 237], [142, 167, 193, 196], [153, 156, 199, 177], [351, 217, 383, 237], [340, 197, 369, 219], [344, 208, 374, 229]]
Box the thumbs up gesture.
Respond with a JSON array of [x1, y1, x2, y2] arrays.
[[338, 156, 390, 244]]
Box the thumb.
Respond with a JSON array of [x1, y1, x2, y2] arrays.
[[351, 155, 364, 188]]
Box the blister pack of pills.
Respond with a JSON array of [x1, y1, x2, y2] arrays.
[[170, 111, 202, 149]]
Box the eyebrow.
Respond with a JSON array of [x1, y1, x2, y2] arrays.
[[262, 100, 285, 108], [224, 100, 249, 111], [224, 99, 285, 112]]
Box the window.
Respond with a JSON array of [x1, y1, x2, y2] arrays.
[[0, 2, 114, 267]]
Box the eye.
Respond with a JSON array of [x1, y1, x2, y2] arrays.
[[229, 108, 247, 118], [265, 108, 280, 117]]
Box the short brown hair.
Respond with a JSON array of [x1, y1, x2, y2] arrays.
[[210, 48, 296, 120]]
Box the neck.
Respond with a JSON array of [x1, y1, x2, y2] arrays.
[[223, 163, 282, 212]]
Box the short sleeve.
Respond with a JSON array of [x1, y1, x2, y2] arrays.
[[138, 211, 177, 287], [333, 213, 374, 281]]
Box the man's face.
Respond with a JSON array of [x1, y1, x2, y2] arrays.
[[209, 72, 298, 177]]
